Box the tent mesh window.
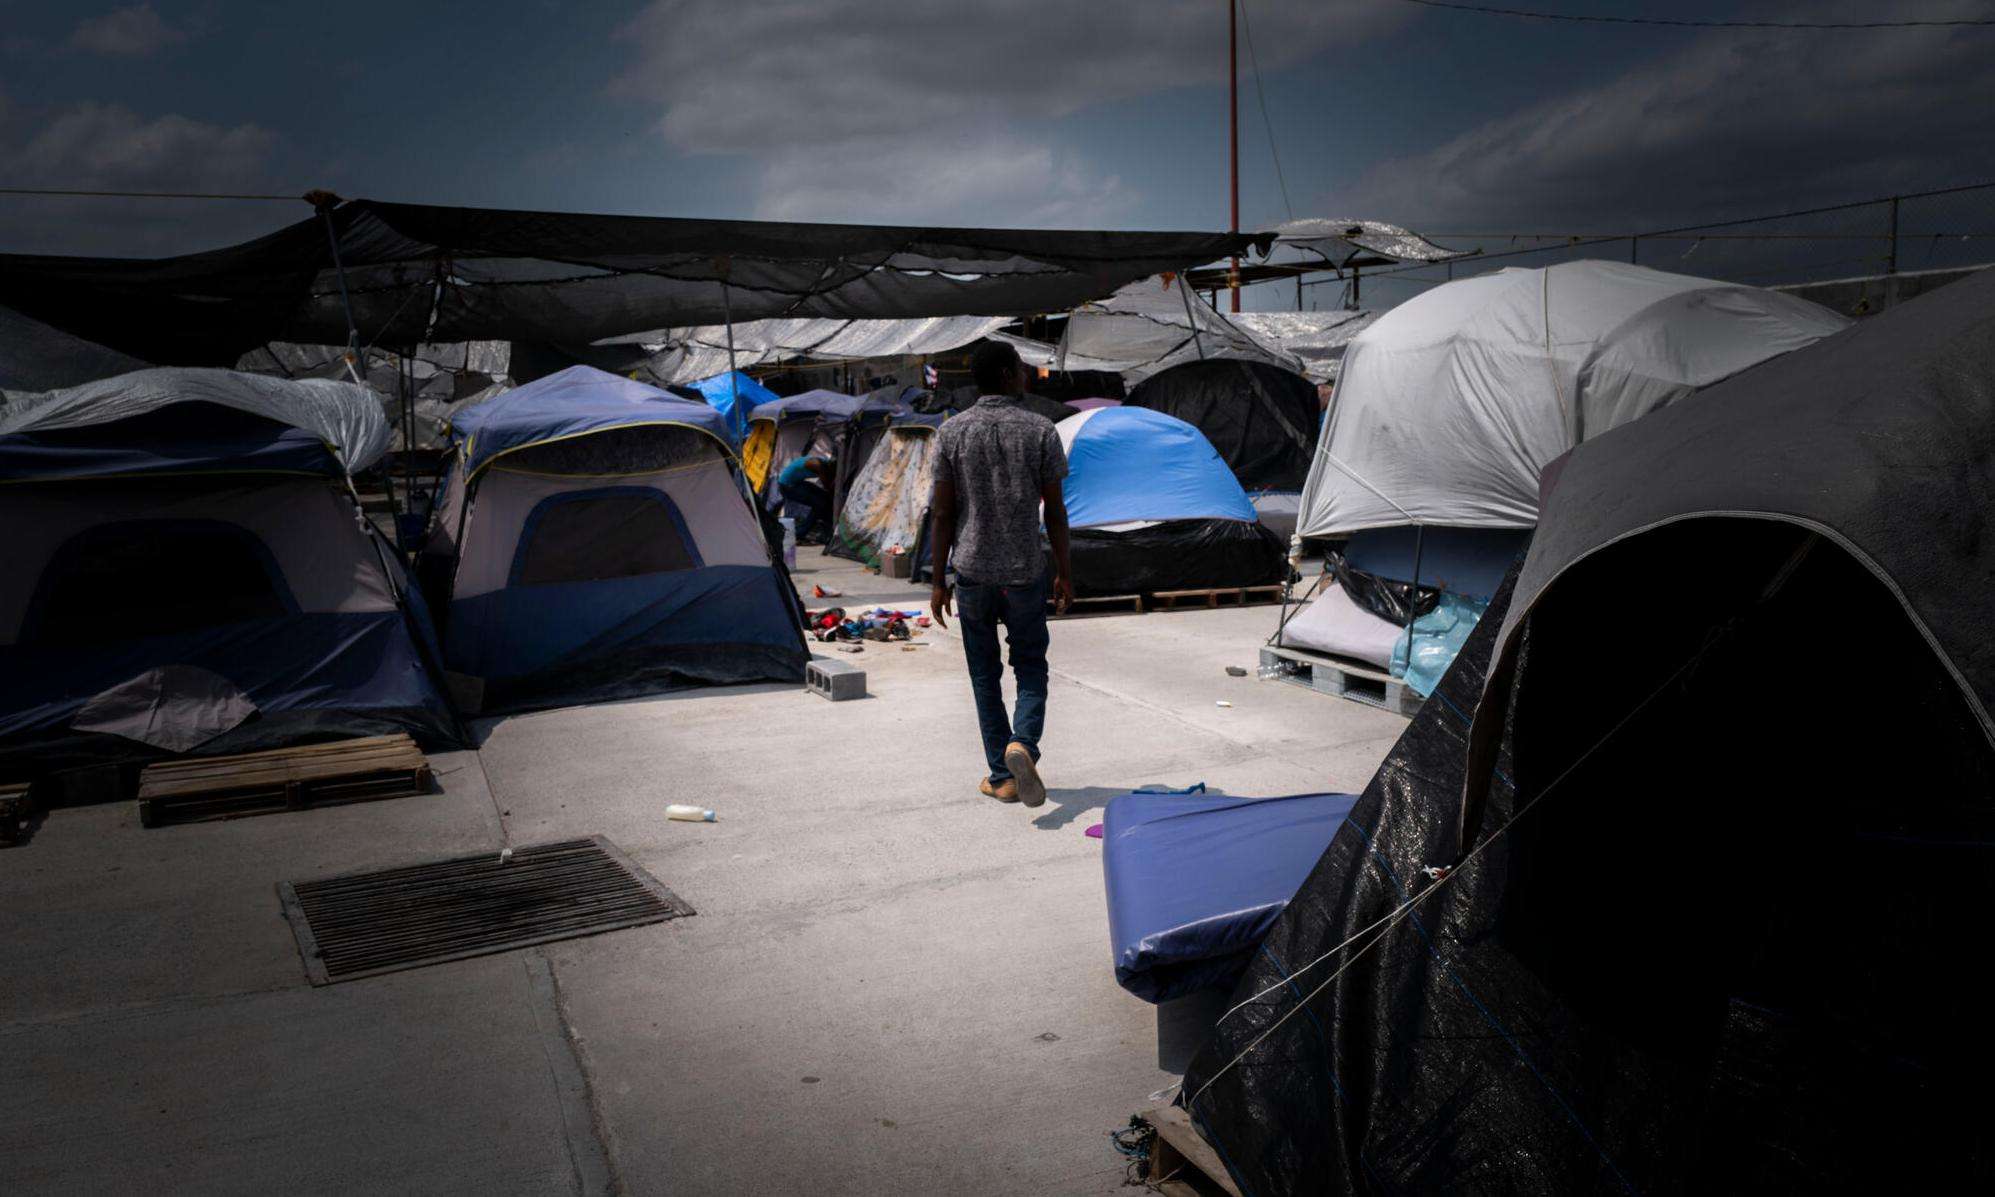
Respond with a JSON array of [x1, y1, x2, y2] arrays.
[[496, 423, 712, 476], [24, 518, 292, 645], [513, 491, 698, 586]]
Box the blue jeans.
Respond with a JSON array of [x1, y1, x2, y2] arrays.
[[779, 478, 831, 539], [956, 572, 1050, 783]]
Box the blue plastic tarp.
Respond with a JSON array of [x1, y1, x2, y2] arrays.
[[451, 365, 730, 474], [1391, 590, 1489, 698], [1102, 789, 1361, 1002], [1060, 406, 1258, 529], [688, 370, 778, 446]]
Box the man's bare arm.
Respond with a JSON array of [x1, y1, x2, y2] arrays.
[[1041, 478, 1074, 613], [929, 475, 957, 628]]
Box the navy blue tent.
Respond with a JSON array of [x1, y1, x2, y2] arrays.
[[426, 366, 806, 714], [0, 368, 461, 772]]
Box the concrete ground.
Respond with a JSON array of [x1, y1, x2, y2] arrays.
[[0, 552, 1407, 1196]]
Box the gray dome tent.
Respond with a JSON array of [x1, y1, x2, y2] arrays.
[[1183, 266, 1995, 1192]]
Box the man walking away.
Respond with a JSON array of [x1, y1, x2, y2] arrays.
[[777, 454, 836, 543], [929, 341, 1075, 807]]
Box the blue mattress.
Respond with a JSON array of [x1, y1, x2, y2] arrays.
[[1102, 790, 1360, 1003]]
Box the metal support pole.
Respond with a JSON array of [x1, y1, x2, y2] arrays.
[[1887, 195, 1900, 275], [720, 279, 740, 431], [1629, 235, 1639, 265], [1350, 265, 1361, 309], [1228, 0, 1240, 313], [1179, 275, 1208, 360]]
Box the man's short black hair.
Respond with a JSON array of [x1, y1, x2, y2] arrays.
[[971, 340, 1023, 394]]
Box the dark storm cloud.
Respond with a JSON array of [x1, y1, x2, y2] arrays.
[[68, 4, 190, 57], [1337, 0, 1995, 232], [613, 0, 1409, 223]]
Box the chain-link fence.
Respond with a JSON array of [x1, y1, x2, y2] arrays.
[[1306, 182, 1995, 315]]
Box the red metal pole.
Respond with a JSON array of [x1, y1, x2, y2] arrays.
[[1229, 0, 1240, 312]]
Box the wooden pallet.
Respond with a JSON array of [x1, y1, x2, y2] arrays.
[[1150, 584, 1286, 611], [1139, 1105, 1243, 1197], [0, 782, 30, 846], [1260, 644, 1424, 718], [1049, 592, 1146, 619], [137, 734, 432, 828]]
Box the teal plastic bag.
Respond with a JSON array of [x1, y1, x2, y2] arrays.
[[1390, 591, 1489, 698]]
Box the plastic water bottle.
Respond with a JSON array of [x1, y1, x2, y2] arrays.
[[667, 804, 716, 822], [779, 517, 797, 569]]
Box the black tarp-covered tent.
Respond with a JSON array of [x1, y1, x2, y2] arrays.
[[1183, 265, 1995, 1193], [1124, 358, 1320, 493], [0, 200, 1268, 367]]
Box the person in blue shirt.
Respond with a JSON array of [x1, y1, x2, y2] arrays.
[[777, 455, 836, 543]]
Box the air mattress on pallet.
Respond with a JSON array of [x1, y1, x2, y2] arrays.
[[1102, 789, 1360, 1002]]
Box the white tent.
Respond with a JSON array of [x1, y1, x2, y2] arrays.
[[1296, 260, 1852, 537]]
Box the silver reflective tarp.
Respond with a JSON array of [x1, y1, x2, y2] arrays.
[[608, 315, 1010, 384], [0, 366, 392, 474]]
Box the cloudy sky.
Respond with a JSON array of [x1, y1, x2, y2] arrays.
[[1, 0, 1990, 306]]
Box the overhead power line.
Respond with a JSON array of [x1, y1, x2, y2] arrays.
[[1393, 0, 1995, 29], [0, 187, 303, 201]]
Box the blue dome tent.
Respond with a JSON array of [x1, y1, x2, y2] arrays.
[[1055, 406, 1287, 596], [0, 368, 462, 772], [424, 366, 806, 715]]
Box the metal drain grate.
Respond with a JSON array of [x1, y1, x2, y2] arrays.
[[278, 836, 693, 985]]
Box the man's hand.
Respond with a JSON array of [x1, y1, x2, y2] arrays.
[[930, 581, 954, 629], [1051, 572, 1075, 615]]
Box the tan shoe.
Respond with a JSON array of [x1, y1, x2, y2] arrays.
[[979, 777, 1020, 803], [1004, 742, 1045, 808]]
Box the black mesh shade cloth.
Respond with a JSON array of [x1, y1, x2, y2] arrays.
[[0, 200, 1270, 367]]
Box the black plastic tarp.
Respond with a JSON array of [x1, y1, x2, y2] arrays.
[[0, 200, 1268, 367], [1124, 359, 1319, 492], [1181, 266, 1995, 1192], [1068, 518, 1286, 596]]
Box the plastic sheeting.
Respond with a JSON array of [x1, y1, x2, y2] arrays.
[[1296, 260, 1851, 536], [1230, 310, 1377, 383], [1069, 519, 1287, 597], [1125, 359, 1319, 492], [1056, 406, 1257, 529], [1102, 789, 1360, 1003], [611, 315, 1011, 384], [0, 199, 1267, 365], [687, 370, 777, 446], [1390, 590, 1487, 697], [1057, 276, 1303, 380], [0, 366, 390, 475]]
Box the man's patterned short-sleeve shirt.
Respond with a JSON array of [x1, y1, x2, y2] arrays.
[[934, 395, 1069, 586]]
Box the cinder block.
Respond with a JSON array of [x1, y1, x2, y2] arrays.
[[806, 657, 867, 701]]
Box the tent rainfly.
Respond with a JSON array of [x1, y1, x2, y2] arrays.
[[1296, 260, 1851, 538]]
